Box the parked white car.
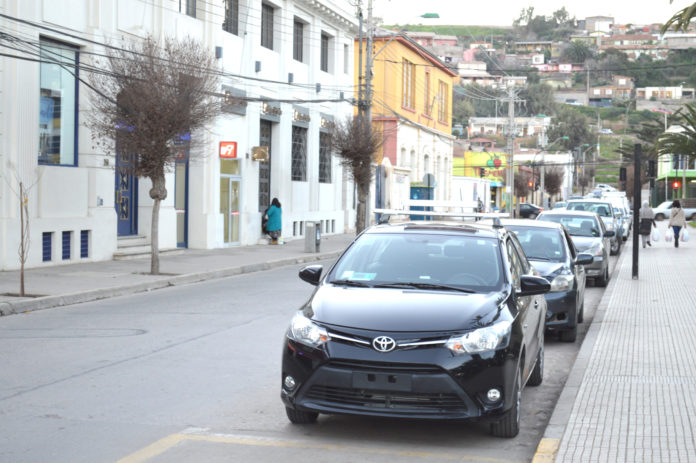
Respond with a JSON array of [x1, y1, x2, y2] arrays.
[[653, 200, 696, 221]]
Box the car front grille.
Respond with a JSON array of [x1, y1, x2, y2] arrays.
[[328, 359, 443, 374], [305, 385, 467, 412]]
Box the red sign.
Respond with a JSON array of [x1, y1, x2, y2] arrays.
[[219, 141, 237, 158]]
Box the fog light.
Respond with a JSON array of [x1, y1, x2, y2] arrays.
[[284, 376, 297, 390], [487, 388, 501, 402]]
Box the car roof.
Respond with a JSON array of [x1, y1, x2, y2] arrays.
[[567, 199, 611, 204], [365, 220, 503, 240], [537, 210, 600, 219], [496, 218, 564, 231]]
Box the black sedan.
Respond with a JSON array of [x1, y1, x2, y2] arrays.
[[519, 203, 543, 219], [281, 221, 550, 438], [499, 220, 593, 342]]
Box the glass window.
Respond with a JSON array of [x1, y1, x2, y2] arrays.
[[180, 0, 196, 17], [508, 226, 566, 262], [261, 3, 274, 50], [424, 71, 431, 115], [293, 19, 304, 62], [320, 33, 330, 72], [39, 40, 78, 166], [319, 132, 331, 183], [223, 0, 239, 35], [438, 80, 448, 122], [291, 125, 307, 181], [343, 44, 349, 74], [402, 59, 414, 108], [506, 239, 522, 289], [259, 120, 272, 211]]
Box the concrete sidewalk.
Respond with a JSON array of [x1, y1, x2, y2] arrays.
[[0, 234, 355, 316], [535, 221, 696, 463]]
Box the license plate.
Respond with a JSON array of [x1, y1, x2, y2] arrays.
[[352, 372, 413, 392]]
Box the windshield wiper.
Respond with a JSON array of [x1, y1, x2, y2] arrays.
[[373, 282, 475, 293], [528, 256, 552, 261], [329, 279, 372, 287]]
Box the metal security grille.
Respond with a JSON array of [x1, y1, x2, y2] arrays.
[[293, 20, 303, 62], [62, 231, 71, 260], [319, 132, 331, 183], [42, 232, 52, 262], [261, 3, 274, 50], [320, 33, 329, 72], [259, 120, 272, 211], [80, 230, 89, 258], [291, 125, 307, 181], [223, 0, 238, 35]]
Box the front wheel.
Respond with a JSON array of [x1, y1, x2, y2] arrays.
[[490, 369, 521, 438], [527, 338, 544, 386], [655, 213, 665, 221], [559, 325, 577, 343], [596, 266, 609, 287], [285, 407, 318, 424], [610, 239, 620, 256]]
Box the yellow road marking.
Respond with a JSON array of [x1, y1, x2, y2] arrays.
[[117, 430, 523, 463], [531, 438, 560, 463]]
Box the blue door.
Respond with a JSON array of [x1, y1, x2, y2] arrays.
[[115, 153, 138, 236]]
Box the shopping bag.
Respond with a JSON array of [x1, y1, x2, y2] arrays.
[[651, 228, 660, 242], [665, 227, 674, 242], [682, 228, 690, 242]]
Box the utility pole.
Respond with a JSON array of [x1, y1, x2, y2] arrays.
[[632, 144, 641, 279], [365, 0, 373, 122], [506, 85, 516, 217]]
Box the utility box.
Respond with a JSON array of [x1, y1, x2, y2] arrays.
[[305, 222, 321, 253]]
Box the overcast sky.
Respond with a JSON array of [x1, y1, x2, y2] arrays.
[[372, 0, 694, 28]]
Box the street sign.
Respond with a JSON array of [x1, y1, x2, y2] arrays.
[[219, 141, 237, 158]]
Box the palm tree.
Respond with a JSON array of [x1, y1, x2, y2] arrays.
[[662, 2, 696, 33], [657, 103, 696, 198]]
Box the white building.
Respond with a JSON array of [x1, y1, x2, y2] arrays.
[[514, 152, 574, 204], [0, 0, 358, 270]]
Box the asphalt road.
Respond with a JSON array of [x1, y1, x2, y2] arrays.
[[0, 254, 617, 463]]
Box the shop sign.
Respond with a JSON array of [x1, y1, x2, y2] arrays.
[[219, 141, 237, 158]]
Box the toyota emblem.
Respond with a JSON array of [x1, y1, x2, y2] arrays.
[[372, 336, 396, 353]]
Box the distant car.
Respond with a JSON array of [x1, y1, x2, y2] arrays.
[[519, 203, 543, 219], [502, 220, 593, 342], [565, 199, 621, 256], [536, 210, 613, 287], [653, 200, 696, 221], [595, 184, 616, 192], [598, 128, 613, 134], [552, 201, 567, 209]]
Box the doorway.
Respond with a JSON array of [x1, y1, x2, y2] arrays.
[[220, 159, 241, 244], [115, 151, 138, 236]]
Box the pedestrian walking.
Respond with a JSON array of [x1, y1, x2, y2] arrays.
[[476, 198, 484, 221], [266, 198, 282, 245], [668, 199, 687, 248], [638, 200, 656, 248]]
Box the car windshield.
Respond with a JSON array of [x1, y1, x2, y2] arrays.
[[552, 202, 566, 209], [507, 226, 566, 262], [329, 232, 504, 292], [566, 202, 612, 217], [537, 215, 601, 238]]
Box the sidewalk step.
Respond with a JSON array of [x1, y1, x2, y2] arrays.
[[113, 246, 185, 260], [117, 235, 150, 248]]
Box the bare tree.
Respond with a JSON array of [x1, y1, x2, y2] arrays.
[[544, 167, 564, 197], [331, 115, 383, 233], [87, 36, 221, 274]]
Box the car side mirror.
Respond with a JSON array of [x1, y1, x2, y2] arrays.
[[604, 230, 615, 238], [517, 275, 551, 296], [299, 265, 323, 286], [575, 253, 594, 266]]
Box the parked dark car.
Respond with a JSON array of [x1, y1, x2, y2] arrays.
[[536, 210, 614, 287], [281, 221, 550, 437], [519, 203, 543, 219], [499, 220, 593, 342]]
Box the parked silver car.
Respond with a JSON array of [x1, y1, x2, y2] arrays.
[[536, 211, 614, 287], [564, 199, 621, 255]]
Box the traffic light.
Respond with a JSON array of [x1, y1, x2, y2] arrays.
[[648, 160, 656, 178], [480, 168, 486, 178], [619, 167, 627, 181], [528, 181, 534, 188], [673, 181, 681, 189]]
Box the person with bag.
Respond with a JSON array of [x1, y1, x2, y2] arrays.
[[668, 199, 687, 248], [266, 197, 282, 245], [638, 200, 656, 248]]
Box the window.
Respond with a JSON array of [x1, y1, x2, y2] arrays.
[[62, 231, 72, 260], [291, 125, 307, 181], [80, 230, 90, 258], [293, 19, 304, 62], [320, 33, 330, 72], [344, 44, 349, 74], [438, 80, 448, 122], [319, 132, 331, 183], [402, 59, 415, 108], [39, 39, 78, 166], [223, 0, 239, 35], [259, 120, 272, 211], [261, 3, 274, 50], [424, 71, 431, 115], [42, 232, 52, 262], [180, 0, 196, 17]]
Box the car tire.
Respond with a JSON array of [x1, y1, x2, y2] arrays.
[[597, 266, 609, 287], [527, 338, 544, 387], [529, 213, 537, 219], [285, 407, 319, 424], [655, 213, 665, 221], [577, 301, 585, 324], [610, 239, 619, 256], [490, 368, 521, 438], [559, 325, 577, 342]]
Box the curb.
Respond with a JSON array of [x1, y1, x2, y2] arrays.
[[531, 247, 629, 463], [0, 250, 343, 317]]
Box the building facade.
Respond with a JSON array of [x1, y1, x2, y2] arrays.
[[0, 0, 358, 270]]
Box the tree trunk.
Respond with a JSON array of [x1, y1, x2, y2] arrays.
[[356, 184, 369, 234], [149, 174, 167, 275]]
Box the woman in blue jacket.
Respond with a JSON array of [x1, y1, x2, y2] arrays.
[[266, 198, 282, 245]]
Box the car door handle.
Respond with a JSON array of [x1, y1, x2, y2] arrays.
[[523, 324, 528, 329], [534, 299, 539, 309]]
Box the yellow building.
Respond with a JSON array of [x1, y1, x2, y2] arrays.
[[355, 32, 459, 207]]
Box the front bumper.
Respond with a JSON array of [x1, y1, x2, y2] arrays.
[[544, 290, 577, 330], [582, 256, 604, 277], [281, 335, 518, 421]]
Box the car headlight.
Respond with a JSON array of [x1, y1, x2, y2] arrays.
[[588, 242, 604, 257], [287, 312, 329, 348], [445, 320, 512, 355], [550, 274, 574, 292], [606, 223, 615, 231]]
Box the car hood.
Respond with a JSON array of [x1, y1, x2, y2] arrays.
[[528, 260, 565, 279], [307, 285, 506, 332], [570, 236, 600, 252]]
